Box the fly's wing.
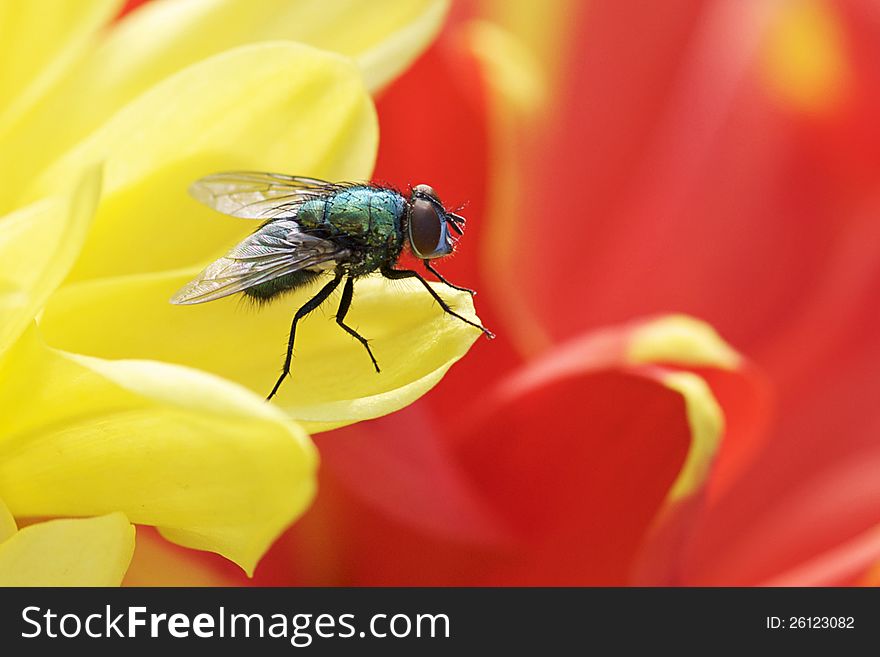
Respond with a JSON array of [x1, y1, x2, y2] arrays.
[[170, 219, 347, 305], [189, 171, 353, 221]]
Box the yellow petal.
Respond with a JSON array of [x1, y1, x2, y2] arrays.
[[3, 0, 445, 211], [657, 371, 725, 502], [626, 316, 732, 501], [508, 314, 735, 504], [464, 20, 552, 356], [352, 0, 449, 91], [97, 0, 448, 95], [0, 498, 16, 543], [480, 0, 578, 87], [464, 20, 546, 115], [24, 41, 376, 282], [39, 270, 483, 432], [0, 0, 121, 139], [0, 166, 102, 355], [0, 327, 317, 574], [627, 314, 742, 370], [760, 0, 850, 115], [0, 512, 133, 587]]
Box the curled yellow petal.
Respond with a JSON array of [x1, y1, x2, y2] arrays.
[[625, 315, 734, 501], [0, 166, 101, 355], [26, 41, 377, 282], [627, 314, 741, 370], [507, 314, 737, 504], [658, 371, 725, 502], [0, 512, 133, 587], [0, 327, 317, 574], [40, 270, 483, 432]]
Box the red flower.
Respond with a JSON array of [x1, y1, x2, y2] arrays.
[[126, 0, 880, 587]]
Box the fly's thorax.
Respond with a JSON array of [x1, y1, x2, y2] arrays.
[[294, 198, 327, 228], [359, 188, 406, 272], [330, 187, 403, 242], [295, 187, 406, 276]]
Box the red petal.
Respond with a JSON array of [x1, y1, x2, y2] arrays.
[[254, 320, 743, 585], [373, 24, 523, 417], [452, 368, 691, 585], [504, 0, 879, 376]]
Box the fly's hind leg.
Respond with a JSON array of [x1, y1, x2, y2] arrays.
[[336, 276, 380, 373], [267, 271, 343, 400], [381, 266, 494, 339]]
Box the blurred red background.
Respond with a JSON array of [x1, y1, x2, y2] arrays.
[[124, 0, 880, 586]]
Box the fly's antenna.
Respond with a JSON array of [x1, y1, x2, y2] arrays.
[[449, 200, 469, 218], [446, 200, 468, 236], [446, 208, 466, 237]]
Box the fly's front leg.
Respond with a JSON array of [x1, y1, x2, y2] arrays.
[[423, 259, 476, 296], [381, 266, 494, 339]]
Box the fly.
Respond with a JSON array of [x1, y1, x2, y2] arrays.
[[170, 171, 494, 400]]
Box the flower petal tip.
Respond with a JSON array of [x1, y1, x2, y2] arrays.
[[627, 314, 742, 371]]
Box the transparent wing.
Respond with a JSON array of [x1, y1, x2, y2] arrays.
[[170, 220, 347, 305], [189, 171, 353, 220]]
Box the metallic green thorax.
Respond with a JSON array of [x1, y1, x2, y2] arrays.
[[295, 186, 406, 276]]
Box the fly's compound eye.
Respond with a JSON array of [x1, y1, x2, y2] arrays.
[[412, 184, 437, 198], [408, 197, 451, 259]]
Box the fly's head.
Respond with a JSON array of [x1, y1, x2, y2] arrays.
[[404, 184, 464, 260]]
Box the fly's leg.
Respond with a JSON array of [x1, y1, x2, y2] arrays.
[[267, 271, 343, 400], [381, 266, 494, 339], [336, 276, 380, 373], [423, 259, 476, 296]]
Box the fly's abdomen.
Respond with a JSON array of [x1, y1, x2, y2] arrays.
[[244, 269, 321, 302], [294, 197, 329, 229]]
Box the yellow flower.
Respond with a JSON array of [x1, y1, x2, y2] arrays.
[[0, 0, 480, 583], [0, 498, 133, 586]]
